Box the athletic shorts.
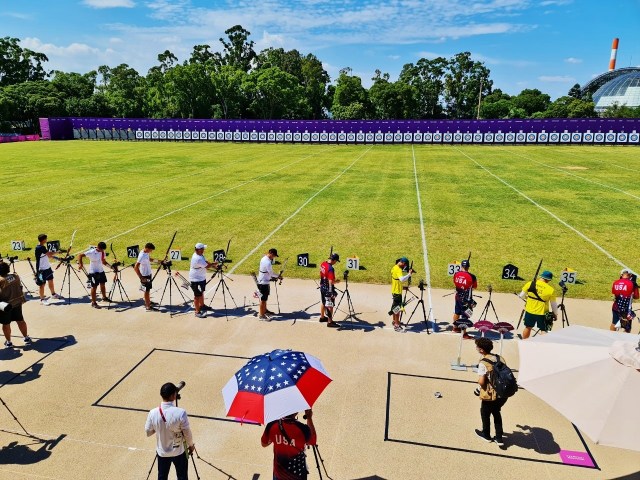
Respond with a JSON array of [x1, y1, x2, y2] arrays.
[[321, 289, 335, 308], [524, 312, 547, 330], [190, 280, 206, 297], [141, 275, 153, 292], [391, 293, 403, 310], [0, 304, 24, 325], [38, 268, 54, 282], [257, 283, 270, 302], [89, 272, 108, 287], [612, 310, 632, 333], [454, 293, 475, 316]]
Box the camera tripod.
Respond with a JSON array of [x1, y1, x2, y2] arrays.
[[334, 271, 359, 324], [557, 284, 570, 328], [58, 257, 89, 304], [401, 280, 431, 334], [478, 285, 499, 323], [206, 265, 238, 320], [158, 262, 191, 316], [310, 444, 334, 480], [107, 263, 133, 309]]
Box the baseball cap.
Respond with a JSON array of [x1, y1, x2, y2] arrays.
[[461, 260, 470, 268], [330, 253, 340, 262], [269, 248, 279, 257], [399, 257, 409, 264], [621, 268, 632, 276], [540, 270, 553, 280], [195, 243, 207, 250]]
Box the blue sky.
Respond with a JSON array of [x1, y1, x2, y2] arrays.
[[2, 0, 639, 99]]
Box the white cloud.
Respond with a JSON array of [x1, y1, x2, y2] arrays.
[[538, 75, 575, 83], [1, 12, 32, 20], [82, 0, 135, 8], [564, 57, 582, 64], [540, 0, 572, 5], [387, 55, 401, 61]]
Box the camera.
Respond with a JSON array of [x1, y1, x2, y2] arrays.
[[343, 270, 349, 280], [558, 280, 568, 291], [7, 256, 18, 263], [161, 260, 172, 270], [418, 279, 426, 290], [111, 261, 122, 268], [487, 283, 493, 293], [0, 301, 13, 312]]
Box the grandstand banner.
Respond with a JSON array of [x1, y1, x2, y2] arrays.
[[40, 117, 640, 145]]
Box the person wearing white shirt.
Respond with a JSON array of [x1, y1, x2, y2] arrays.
[[77, 241, 110, 309], [188, 243, 218, 318], [34, 233, 62, 304], [134, 242, 156, 312], [145, 382, 195, 480], [257, 248, 282, 320]]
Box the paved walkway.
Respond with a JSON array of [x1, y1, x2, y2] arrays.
[[0, 262, 638, 480]]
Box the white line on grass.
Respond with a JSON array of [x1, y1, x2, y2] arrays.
[[228, 146, 373, 275], [558, 148, 640, 174], [505, 148, 640, 201], [411, 145, 436, 326], [455, 148, 633, 271], [0, 148, 310, 228], [105, 149, 330, 242]]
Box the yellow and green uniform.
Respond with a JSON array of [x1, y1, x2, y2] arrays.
[[391, 265, 406, 295], [522, 280, 556, 315]]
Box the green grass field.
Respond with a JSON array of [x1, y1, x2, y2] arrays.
[[2, 140, 638, 300]]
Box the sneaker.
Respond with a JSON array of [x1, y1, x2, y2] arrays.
[[258, 315, 271, 321], [462, 332, 472, 340], [91, 302, 102, 309], [40, 299, 49, 306], [51, 293, 63, 300], [194, 312, 206, 318], [494, 437, 505, 447], [101, 297, 111, 303], [4, 340, 14, 348], [23, 336, 32, 345], [393, 324, 404, 332], [265, 309, 276, 316], [145, 306, 159, 312], [327, 321, 340, 328], [475, 429, 493, 443], [319, 316, 328, 323]]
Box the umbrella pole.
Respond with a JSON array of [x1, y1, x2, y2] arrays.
[[450, 330, 468, 371], [145, 454, 157, 480]]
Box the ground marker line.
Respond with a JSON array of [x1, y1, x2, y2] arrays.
[[228, 146, 372, 275], [505, 148, 640, 201], [455, 148, 633, 272], [559, 148, 640, 174], [105, 149, 330, 242], [411, 145, 435, 325]]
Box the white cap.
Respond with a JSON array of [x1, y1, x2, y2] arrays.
[[621, 268, 632, 275], [195, 243, 207, 250]]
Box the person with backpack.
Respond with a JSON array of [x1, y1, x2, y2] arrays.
[[474, 338, 517, 446]]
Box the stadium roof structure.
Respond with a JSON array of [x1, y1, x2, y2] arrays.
[[582, 67, 640, 112]]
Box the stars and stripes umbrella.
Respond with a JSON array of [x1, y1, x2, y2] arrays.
[[222, 349, 331, 425]]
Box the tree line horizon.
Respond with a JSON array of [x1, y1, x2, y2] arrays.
[[2, 25, 639, 133]]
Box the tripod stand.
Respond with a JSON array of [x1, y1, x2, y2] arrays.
[[158, 262, 191, 316], [58, 258, 89, 304], [557, 284, 570, 328], [310, 444, 334, 480], [107, 263, 132, 309], [478, 285, 499, 323], [206, 266, 238, 320], [401, 280, 431, 334], [334, 271, 359, 324]]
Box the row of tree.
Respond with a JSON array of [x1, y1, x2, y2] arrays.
[[1, 26, 638, 132]]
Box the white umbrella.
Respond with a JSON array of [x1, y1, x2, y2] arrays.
[[518, 325, 640, 452]]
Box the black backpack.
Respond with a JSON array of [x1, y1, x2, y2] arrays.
[[482, 354, 518, 399]]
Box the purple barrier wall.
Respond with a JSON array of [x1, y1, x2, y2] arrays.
[[39, 118, 51, 140], [0, 134, 40, 143], [45, 117, 640, 145]]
